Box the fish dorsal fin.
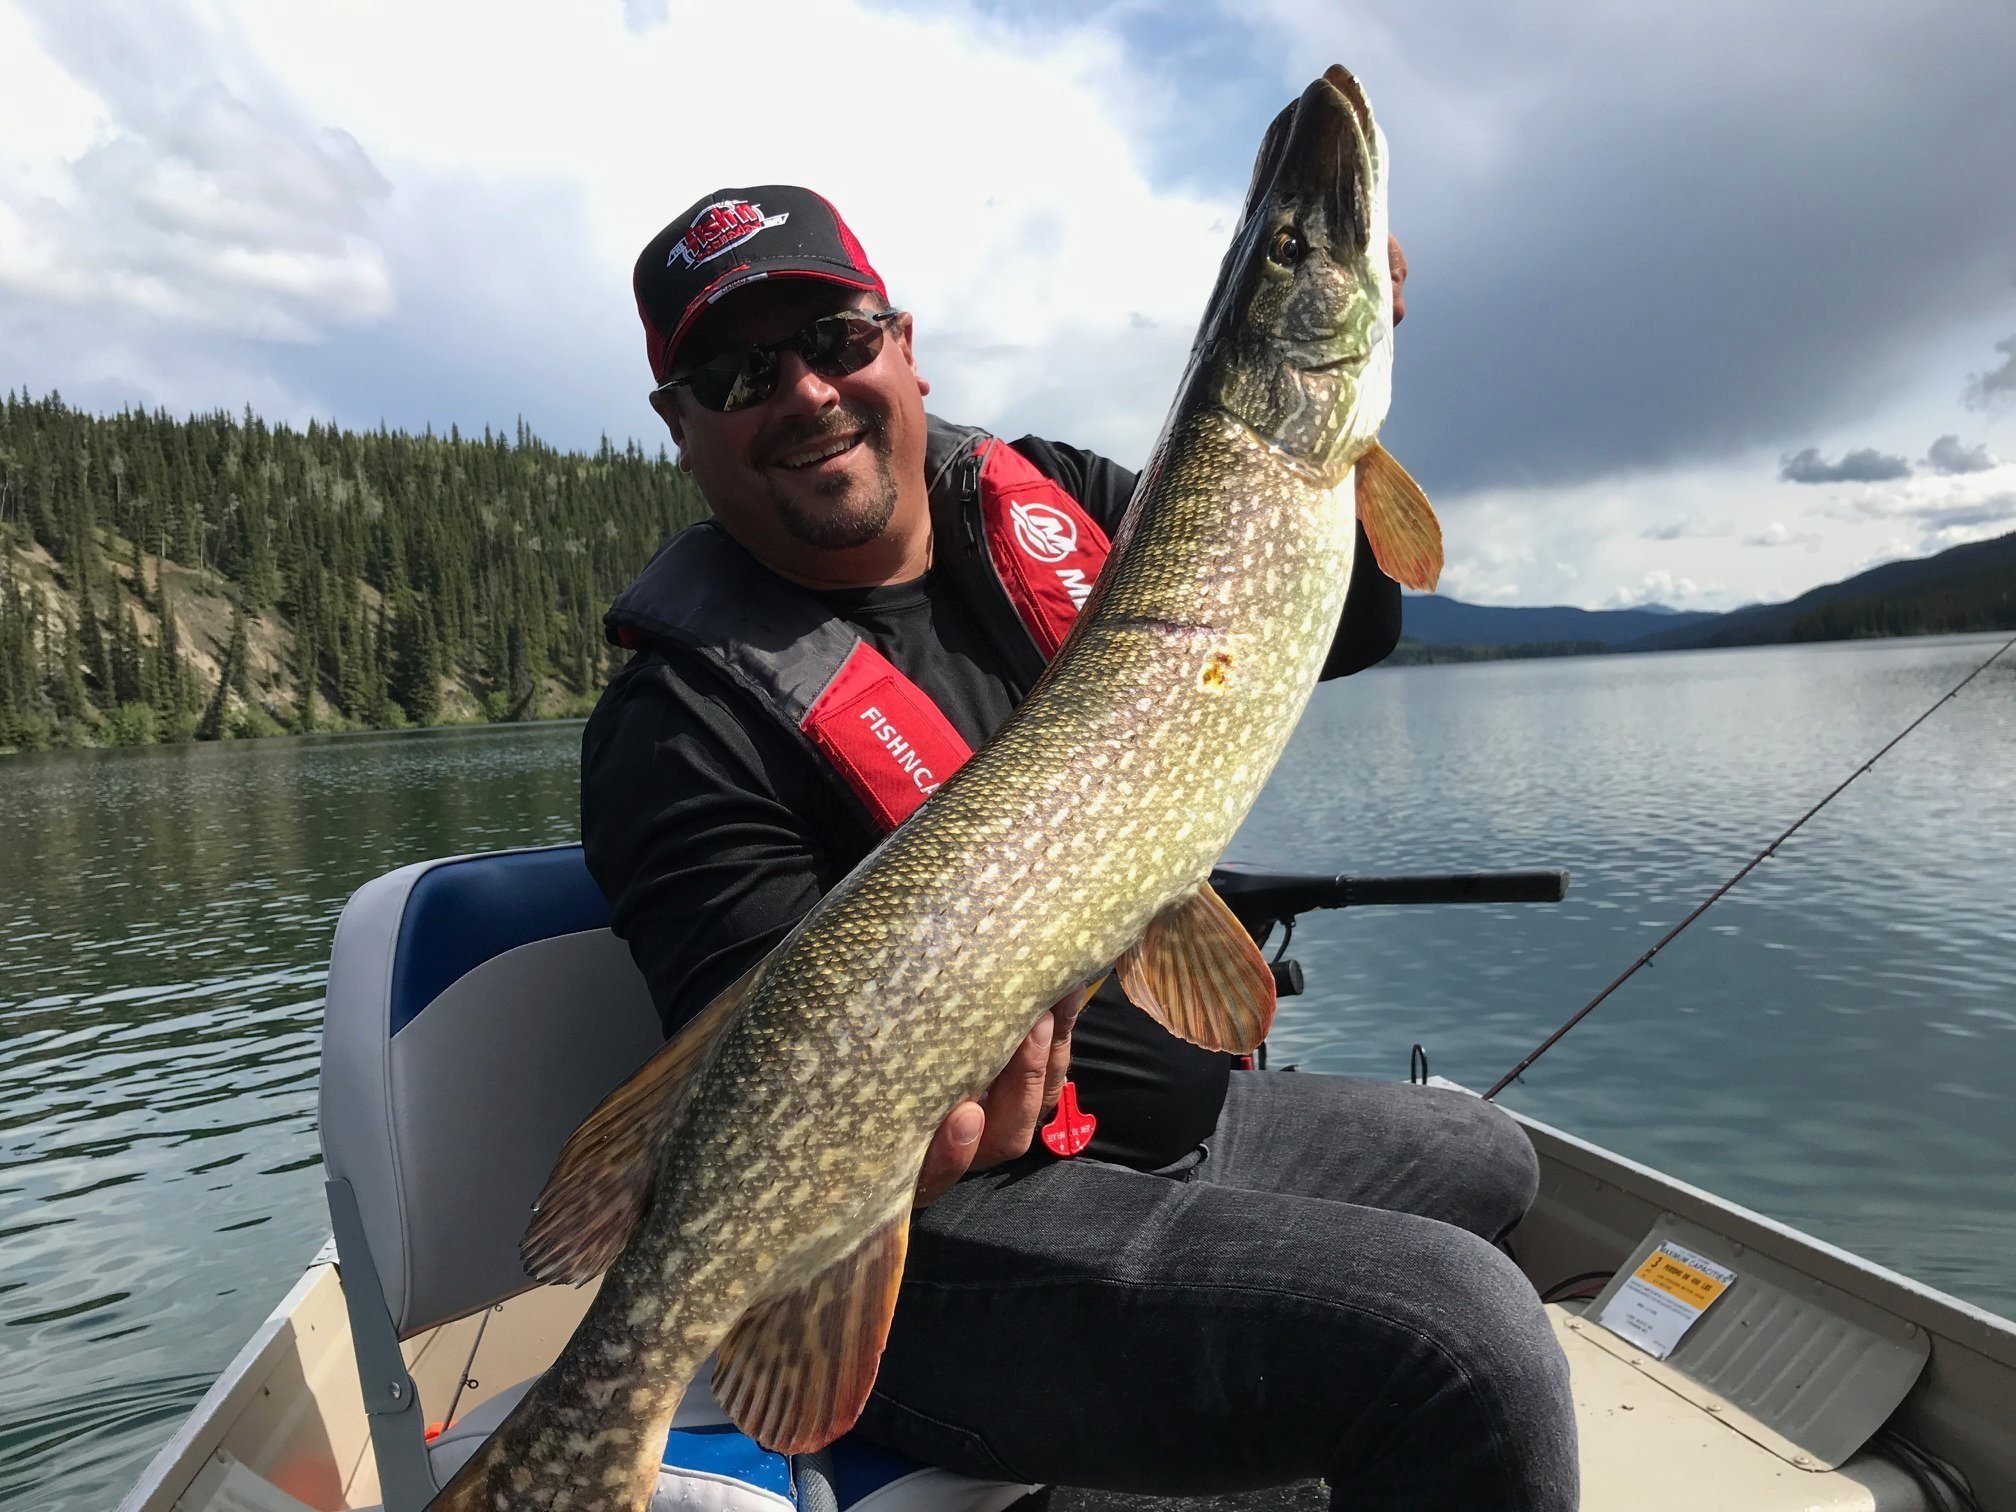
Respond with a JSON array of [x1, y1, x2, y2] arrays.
[[519, 962, 760, 1285], [1115, 882, 1276, 1052], [712, 1201, 912, 1454], [1355, 442, 1443, 591]]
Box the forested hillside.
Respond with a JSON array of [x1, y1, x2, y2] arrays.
[[1632, 529, 2016, 651], [0, 391, 707, 753]]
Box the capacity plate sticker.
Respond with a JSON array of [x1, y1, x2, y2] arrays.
[[1597, 1240, 1737, 1359]]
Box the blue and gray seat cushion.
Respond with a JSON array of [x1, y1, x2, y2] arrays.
[[326, 846, 1035, 1512], [427, 1368, 1033, 1512]]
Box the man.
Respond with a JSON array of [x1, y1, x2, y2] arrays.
[[582, 186, 1577, 1510]]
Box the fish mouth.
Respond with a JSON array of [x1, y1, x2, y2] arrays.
[[1240, 65, 1377, 258]]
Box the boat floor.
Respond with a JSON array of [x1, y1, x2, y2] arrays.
[[124, 1098, 2016, 1512]]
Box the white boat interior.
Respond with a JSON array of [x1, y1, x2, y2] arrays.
[[119, 847, 2014, 1512]]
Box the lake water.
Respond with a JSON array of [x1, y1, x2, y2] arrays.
[[2, 634, 2012, 1509]]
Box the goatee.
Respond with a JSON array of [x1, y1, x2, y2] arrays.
[[772, 433, 898, 550]]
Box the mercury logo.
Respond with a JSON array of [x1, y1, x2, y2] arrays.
[[1010, 500, 1077, 564]]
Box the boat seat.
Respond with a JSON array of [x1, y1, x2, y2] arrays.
[[319, 844, 1038, 1512]]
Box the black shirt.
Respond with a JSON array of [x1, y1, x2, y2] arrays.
[[580, 428, 1400, 1169]]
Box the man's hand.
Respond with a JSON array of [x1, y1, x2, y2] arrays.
[[913, 989, 1087, 1209]]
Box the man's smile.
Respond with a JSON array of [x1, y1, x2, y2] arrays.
[[770, 429, 868, 472]]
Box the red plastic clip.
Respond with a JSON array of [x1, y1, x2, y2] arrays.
[[1040, 1079, 1096, 1157]]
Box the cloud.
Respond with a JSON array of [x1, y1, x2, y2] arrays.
[[1605, 571, 1706, 609], [1918, 494, 2016, 531], [1640, 518, 1726, 541], [1965, 334, 2016, 410], [1745, 521, 1823, 548], [1925, 434, 2000, 474], [1257, 1, 2016, 497], [1778, 446, 1912, 484], [621, 0, 669, 32], [0, 0, 392, 344]]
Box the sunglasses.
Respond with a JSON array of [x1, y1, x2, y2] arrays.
[[654, 308, 903, 413]]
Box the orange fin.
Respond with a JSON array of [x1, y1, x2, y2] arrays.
[[1356, 442, 1442, 591], [519, 962, 760, 1285], [712, 1203, 912, 1454], [1115, 883, 1276, 1052]]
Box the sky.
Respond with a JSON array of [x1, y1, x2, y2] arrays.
[[3, 0, 2014, 612]]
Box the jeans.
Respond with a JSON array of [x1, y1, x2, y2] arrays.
[[856, 1073, 1580, 1510]]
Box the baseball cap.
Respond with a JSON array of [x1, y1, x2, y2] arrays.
[[634, 185, 888, 383]]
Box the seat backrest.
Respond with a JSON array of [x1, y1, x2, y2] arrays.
[[319, 843, 663, 1336]]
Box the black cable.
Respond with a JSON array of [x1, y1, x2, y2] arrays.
[[1872, 1428, 1984, 1512], [1540, 1270, 1614, 1304]]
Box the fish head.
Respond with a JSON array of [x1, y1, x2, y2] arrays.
[[1194, 65, 1393, 486]]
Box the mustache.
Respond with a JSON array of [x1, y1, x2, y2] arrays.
[[758, 408, 881, 468]]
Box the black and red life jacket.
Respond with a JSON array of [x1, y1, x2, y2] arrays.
[[604, 417, 1112, 839]]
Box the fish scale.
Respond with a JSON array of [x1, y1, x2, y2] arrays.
[[429, 62, 1438, 1511]]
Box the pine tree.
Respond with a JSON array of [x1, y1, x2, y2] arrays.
[[197, 600, 252, 740], [110, 601, 146, 706], [389, 592, 440, 724], [47, 612, 90, 723], [153, 573, 190, 720], [74, 567, 112, 705], [292, 625, 317, 732]]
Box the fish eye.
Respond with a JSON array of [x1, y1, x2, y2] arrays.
[[1266, 226, 1307, 269]]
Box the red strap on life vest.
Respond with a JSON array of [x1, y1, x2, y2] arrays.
[[800, 641, 974, 832], [977, 441, 1111, 659]]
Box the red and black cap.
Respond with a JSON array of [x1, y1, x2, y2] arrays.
[[634, 185, 887, 384]]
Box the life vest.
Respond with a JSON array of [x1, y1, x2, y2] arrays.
[[604, 417, 1113, 838]]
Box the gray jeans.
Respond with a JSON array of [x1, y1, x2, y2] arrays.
[[857, 1073, 1579, 1510]]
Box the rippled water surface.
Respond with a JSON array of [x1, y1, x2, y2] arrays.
[[3, 636, 2013, 1508]]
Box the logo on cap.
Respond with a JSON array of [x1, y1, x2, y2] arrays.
[[1010, 501, 1078, 564], [670, 199, 791, 270]]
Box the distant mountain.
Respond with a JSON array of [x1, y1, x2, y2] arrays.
[[1633, 529, 2016, 651], [1400, 595, 1718, 648]]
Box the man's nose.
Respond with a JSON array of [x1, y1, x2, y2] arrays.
[[769, 350, 840, 413]]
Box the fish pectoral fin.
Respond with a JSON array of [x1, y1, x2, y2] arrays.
[[713, 1202, 912, 1455], [519, 961, 762, 1285], [1116, 882, 1277, 1053], [1355, 441, 1443, 592]]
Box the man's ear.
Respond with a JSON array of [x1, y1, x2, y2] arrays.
[[895, 311, 931, 398], [651, 389, 688, 449]]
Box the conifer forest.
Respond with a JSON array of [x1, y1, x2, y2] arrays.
[[0, 391, 707, 753]]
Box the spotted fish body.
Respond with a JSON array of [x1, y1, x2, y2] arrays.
[[432, 64, 1434, 1512]]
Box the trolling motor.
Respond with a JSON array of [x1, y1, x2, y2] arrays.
[[1203, 863, 1572, 1070]]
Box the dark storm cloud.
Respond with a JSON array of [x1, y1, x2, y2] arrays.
[[1778, 447, 1912, 485], [1965, 335, 2016, 410], [1280, 2, 2016, 496], [1926, 434, 1999, 475], [1921, 496, 2016, 530]]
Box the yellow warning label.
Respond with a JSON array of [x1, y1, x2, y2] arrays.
[[1633, 1248, 1732, 1309]]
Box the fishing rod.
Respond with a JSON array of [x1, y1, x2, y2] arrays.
[[1482, 630, 2016, 1103]]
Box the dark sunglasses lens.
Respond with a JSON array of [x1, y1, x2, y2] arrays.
[[803, 313, 886, 377], [688, 350, 778, 412]]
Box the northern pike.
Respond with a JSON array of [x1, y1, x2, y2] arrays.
[[432, 63, 1439, 1511]]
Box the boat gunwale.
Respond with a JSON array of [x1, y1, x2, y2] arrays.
[[117, 1244, 342, 1512]]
